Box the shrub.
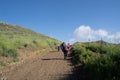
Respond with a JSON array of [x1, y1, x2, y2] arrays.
[[70, 42, 120, 80], [0, 40, 18, 58]]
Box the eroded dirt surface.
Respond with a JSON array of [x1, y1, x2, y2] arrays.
[[0, 51, 73, 80]]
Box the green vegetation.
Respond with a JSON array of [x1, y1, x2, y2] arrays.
[[0, 61, 6, 66], [70, 41, 120, 80], [0, 22, 60, 64]]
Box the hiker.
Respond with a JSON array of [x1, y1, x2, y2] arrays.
[[60, 42, 67, 59], [66, 43, 71, 51], [57, 44, 60, 51], [66, 43, 71, 55]]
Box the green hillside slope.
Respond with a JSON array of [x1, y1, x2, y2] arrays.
[[70, 41, 120, 80], [0, 22, 60, 62]]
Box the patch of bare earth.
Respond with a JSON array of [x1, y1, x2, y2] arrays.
[[0, 51, 74, 80]]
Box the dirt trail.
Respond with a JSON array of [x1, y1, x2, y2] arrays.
[[0, 51, 73, 80]]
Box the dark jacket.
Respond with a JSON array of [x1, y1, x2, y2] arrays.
[[60, 43, 67, 52]]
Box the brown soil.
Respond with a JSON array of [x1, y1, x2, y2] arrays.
[[0, 51, 73, 80]]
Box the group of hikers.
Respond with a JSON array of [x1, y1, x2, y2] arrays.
[[57, 42, 71, 59]]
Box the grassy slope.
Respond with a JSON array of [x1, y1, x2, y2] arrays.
[[0, 22, 61, 65], [70, 41, 120, 80]]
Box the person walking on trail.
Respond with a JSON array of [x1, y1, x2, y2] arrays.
[[66, 43, 71, 55], [57, 44, 60, 52], [60, 42, 67, 59], [66, 43, 71, 51]]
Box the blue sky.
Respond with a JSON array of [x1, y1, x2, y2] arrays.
[[0, 0, 120, 43]]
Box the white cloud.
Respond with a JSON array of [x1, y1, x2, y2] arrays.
[[69, 25, 120, 43], [96, 29, 108, 37], [68, 38, 76, 44], [73, 25, 108, 41], [74, 25, 95, 40], [108, 32, 120, 43]]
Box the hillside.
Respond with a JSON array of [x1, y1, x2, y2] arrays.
[[0, 22, 60, 66], [70, 41, 120, 80]]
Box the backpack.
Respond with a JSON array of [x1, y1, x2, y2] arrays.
[[60, 43, 67, 52]]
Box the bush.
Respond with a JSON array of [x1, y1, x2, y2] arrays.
[[85, 54, 115, 80], [0, 40, 18, 58], [70, 42, 120, 80]]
